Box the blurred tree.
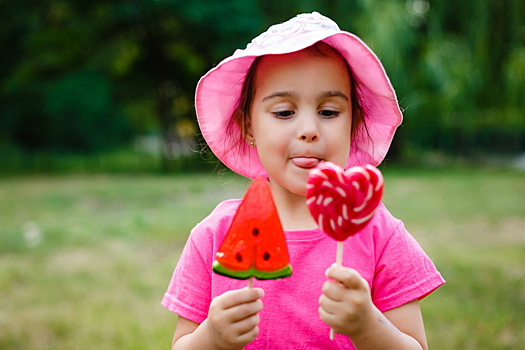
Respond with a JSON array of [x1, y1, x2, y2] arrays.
[[0, 0, 263, 168], [1, 0, 524, 171], [406, 0, 525, 154], [109, 0, 264, 169], [1, 0, 132, 153]]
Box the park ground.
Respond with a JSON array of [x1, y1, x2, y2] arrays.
[[0, 168, 524, 349]]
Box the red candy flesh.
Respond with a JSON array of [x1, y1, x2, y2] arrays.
[[306, 162, 384, 241], [213, 177, 292, 280]]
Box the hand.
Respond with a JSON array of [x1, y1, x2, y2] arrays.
[[204, 287, 264, 350], [318, 264, 374, 337]]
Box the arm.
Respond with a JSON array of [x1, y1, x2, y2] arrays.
[[319, 264, 428, 350], [172, 287, 264, 350]]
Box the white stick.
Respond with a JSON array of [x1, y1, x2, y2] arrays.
[[336, 241, 343, 266], [330, 241, 344, 340], [243, 277, 254, 350]]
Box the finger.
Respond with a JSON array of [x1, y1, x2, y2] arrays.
[[318, 293, 340, 315], [326, 265, 367, 291], [220, 287, 265, 310], [227, 314, 260, 348], [236, 324, 260, 345], [233, 313, 261, 336], [321, 280, 346, 302], [224, 298, 263, 323], [318, 305, 339, 328]]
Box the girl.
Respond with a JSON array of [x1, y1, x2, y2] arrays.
[[163, 12, 444, 350]]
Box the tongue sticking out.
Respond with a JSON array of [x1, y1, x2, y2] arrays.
[[292, 157, 320, 168]]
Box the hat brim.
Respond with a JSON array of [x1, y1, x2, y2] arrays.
[[196, 30, 402, 179]]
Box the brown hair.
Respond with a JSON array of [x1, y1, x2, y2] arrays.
[[226, 41, 367, 156]]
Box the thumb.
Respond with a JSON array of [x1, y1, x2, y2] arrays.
[[326, 264, 367, 291]]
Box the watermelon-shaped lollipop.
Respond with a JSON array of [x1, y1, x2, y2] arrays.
[[213, 177, 292, 281], [306, 162, 383, 339]]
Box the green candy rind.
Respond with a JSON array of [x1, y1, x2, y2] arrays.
[[212, 261, 293, 281]]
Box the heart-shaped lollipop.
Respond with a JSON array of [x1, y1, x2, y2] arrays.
[[307, 162, 383, 340], [306, 162, 384, 241]]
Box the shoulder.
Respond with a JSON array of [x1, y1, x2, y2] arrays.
[[365, 202, 405, 241], [189, 198, 242, 244], [176, 199, 242, 273], [367, 203, 441, 279], [358, 202, 424, 259], [194, 199, 241, 229]]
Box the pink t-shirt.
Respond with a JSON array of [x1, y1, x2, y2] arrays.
[[162, 199, 444, 349]]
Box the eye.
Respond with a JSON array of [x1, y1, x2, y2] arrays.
[[319, 110, 340, 118], [273, 110, 295, 119]]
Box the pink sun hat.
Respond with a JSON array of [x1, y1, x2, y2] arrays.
[[195, 12, 403, 179]]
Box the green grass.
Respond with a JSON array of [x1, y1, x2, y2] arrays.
[[0, 169, 524, 349], [0, 149, 161, 175], [381, 168, 525, 349], [0, 147, 219, 175]]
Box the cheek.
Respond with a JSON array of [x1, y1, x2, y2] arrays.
[[253, 118, 289, 147], [329, 122, 352, 167], [257, 134, 288, 161]]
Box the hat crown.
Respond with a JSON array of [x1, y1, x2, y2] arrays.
[[246, 12, 339, 50]]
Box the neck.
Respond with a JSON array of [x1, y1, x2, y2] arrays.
[[269, 181, 318, 231]]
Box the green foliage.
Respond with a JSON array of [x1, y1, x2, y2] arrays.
[[402, 0, 525, 154], [0, 0, 524, 168], [0, 146, 221, 175]]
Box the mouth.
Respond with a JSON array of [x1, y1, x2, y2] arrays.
[[291, 157, 322, 169]]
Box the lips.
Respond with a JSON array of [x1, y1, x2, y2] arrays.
[[291, 157, 322, 169]]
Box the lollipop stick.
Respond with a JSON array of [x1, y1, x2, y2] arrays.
[[336, 241, 343, 266], [242, 277, 254, 350], [330, 241, 344, 340]]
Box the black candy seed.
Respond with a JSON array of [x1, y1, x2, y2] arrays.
[[253, 228, 259, 236], [263, 252, 270, 261], [235, 253, 242, 262]]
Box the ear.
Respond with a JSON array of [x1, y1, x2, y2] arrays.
[[243, 119, 255, 144]]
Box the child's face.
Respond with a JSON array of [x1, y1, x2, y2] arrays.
[[246, 49, 352, 197]]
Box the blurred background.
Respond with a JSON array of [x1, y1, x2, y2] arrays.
[[1, 0, 524, 172], [1, 1, 524, 349]]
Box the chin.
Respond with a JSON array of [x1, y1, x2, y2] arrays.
[[268, 176, 308, 198], [289, 181, 308, 197], [290, 186, 307, 197]]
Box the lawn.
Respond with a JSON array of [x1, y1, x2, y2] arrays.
[[0, 169, 524, 349]]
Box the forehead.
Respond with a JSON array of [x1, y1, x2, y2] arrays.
[[254, 48, 351, 96]]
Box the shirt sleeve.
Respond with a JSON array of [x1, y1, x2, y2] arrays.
[[371, 220, 445, 312], [161, 200, 240, 324], [161, 229, 213, 324]]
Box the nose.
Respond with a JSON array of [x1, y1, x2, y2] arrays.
[[298, 112, 319, 142]]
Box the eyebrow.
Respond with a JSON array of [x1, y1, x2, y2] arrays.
[[319, 91, 349, 101], [261, 90, 349, 102], [262, 91, 297, 102]]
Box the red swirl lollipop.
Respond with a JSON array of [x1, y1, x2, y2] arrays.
[[306, 162, 384, 241], [306, 162, 384, 340]]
